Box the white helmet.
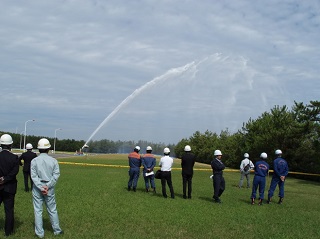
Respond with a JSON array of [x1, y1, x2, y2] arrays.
[[164, 147, 170, 154], [260, 152, 267, 159], [244, 153, 249, 158], [0, 134, 13, 145], [134, 146, 140, 151], [184, 145, 191, 152], [146, 146, 152, 151], [214, 149, 222, 156], [37, 138, 51, 149], [275, 149, 282, 155], [26, 143, 33, 150]]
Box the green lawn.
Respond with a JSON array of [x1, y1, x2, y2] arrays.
[[5, 154, 320, 238]]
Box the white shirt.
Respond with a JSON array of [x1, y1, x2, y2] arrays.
[[240, 158, 254, 172], [159, 155, 173, 171]]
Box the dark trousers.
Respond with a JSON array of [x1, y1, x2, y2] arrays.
[[0, 190, 15, 236], [128, 168, 140, 189], [161, 171, 174, 198], [182, 173, 193, 198], [213, 174, 225, 200], [23, 171, 33, 191]]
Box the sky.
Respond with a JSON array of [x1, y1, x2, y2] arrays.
[[1, 0, 320, 145]]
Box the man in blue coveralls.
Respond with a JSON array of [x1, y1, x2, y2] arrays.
[[127, 146, 141, 192], [251, 152, 269, 205], [142, 146, 156, 193], [267, 149, 289, 204]]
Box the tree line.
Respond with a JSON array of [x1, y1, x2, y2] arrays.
[[2, 100, 319, 179], [175, 101, 320, 180]]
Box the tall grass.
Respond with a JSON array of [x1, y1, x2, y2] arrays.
[[4, 154, 320, 238]]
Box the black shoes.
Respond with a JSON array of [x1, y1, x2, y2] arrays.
[[258, 199, 263, 205], [251, 198, 255, 205], [278, 198, 284, 204], [267, 197, 272, 204]]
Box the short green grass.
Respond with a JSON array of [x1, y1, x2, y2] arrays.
[[5, 154, 320, 238]]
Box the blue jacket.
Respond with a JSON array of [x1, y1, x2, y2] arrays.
[[128, 151, 141, 169], [142, 153, 156, 173], [211, 158, 225, 175], [254, 160, 269, 177], [273, 157, 289, 177]]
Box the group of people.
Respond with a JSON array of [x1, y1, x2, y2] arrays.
[[127, 145, 196, 199], [0, 134, 63, 238], [127, 145, 289, 207], [237, 150, 289, 205]]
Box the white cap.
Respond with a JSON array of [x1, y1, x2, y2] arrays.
[[164, 147, 170, 154], [134, 146, 140, 151], [184, 145, 191, 152], [214, 149, 222, 156], [275, 149, 282, 155], [146, 146, 152, 151], [0, 134, 13, 145], [260, 152, 267, 159], [244, 153, 249, 158], [26, 143, 33, 149], [37, 138, 51, 149]]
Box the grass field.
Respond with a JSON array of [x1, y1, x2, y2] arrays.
[[3, 154, 320, 238]]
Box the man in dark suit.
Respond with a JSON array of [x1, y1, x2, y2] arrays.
[[211, 149, 225, 203], [181, 145, 196, 199], [19, 143, 37, 192], [0, 134, 20, 237]]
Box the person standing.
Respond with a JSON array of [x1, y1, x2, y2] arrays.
[[181, 145, 196, 199], [31, 138, 63, 238], [159, 147, 175, 199], [0, 134, 20, 237], [142, 146, 156, 193], [211, 150, 225, 203], [127, 146, 141, 192], [19, 143, 37, 192], [238, 153, 254, 188], [251, 152, 269, 205], [267, 149, 289, 204]]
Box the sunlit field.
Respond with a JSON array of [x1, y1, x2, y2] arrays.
[[6, 154, 320, 238]]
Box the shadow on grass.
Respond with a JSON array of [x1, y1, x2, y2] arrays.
[[198, 196, 214, 203], [296, 180, 320, 186]]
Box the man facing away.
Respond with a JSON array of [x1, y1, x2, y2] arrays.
[[181, 145, 195, 199], [31, 138, 63, 238], [0, 134, 20, 237], [142, 146, 156, 193], [127, 146, 141, 192], [251, 152, 269, 205], [159, 147, 175, 199], [238, 153, 254, 188], [19, 143, 37, 192], [267, 149, 289, 204]]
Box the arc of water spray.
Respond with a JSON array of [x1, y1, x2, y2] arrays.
[[83, 61, 196, 148]]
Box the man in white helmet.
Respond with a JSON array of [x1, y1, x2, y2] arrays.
[[19, 143, 37, 192], [159, 147, 175, 199], [211, 150, 225, 203], [142, 146, 156, 193], [181, 145, 196, 199], [0, 134, 20, 236], [238, 153, 254, 188], [31, 138, 63, 238], [127, 146, 141, 192], [251, 153, 269, 205], [267, 149, 289, 204]]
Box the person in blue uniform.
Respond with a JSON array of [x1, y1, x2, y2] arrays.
[[251, 152, 269, 205], [267, 149, 289, 204], [142, 146, 156, 193], [0, 134, 20, 237], [31, 138, 63, 238], [211, 150, 225, 203], [181, 145, 196, 199], [19, 143, 37, 192], [127, 146, 141, 192]]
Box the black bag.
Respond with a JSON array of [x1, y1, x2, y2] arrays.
[[155, 170, 162, 179], [244, 163, 250, 172]]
